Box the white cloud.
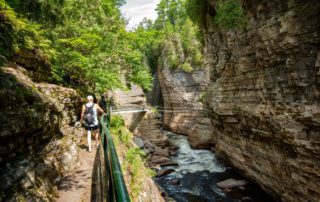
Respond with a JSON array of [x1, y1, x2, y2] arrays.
[[120, 0, 160, 30]]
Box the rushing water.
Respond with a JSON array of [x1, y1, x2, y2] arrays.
[[155, 131, 274, 202]]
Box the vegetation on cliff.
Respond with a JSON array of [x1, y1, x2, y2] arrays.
[[1, 0, 228, 92], [0, 1, 49, 65], [186, 0, 246, 29], [134, 0, 204, 73], [110, 115, 156, 200], [1, 0, 152, 93]]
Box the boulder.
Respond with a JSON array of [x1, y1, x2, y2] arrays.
[[156, 169, 175, 177], [170, 179, 180, 186], [150, 156, 172, 166], [133, 136, 145, 148], [217, 178, 247, 189], [154, 147, 170, 157]]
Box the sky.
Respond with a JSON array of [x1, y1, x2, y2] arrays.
[[120, 0, 160, 30]]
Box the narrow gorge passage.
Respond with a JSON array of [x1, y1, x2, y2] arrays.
[[1, 0, 319, 201]]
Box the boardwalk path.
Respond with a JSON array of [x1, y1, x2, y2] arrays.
[[56, 146, 97, 202]]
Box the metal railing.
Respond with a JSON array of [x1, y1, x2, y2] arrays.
[[99, 111, 130, 202]]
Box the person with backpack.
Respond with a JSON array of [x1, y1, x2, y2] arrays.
[[80, 95, 105, 152]]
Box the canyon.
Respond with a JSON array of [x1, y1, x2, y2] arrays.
[[0, 0, 319, 201], [114, 0, 320, 201], [143, 0, 320, 201]]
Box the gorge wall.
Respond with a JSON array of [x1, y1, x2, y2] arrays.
[[158, 64, 215, 149], [0, 56, 84, 200], [201, 0, 320, 201]]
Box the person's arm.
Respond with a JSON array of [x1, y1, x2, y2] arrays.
[[96, 104, 105, 114], [80, 105, 85, 122]]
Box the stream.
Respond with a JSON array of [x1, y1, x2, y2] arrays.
[[155, 131, 274, 202]]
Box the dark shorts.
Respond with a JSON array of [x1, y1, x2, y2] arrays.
[[85, 124, 99, 131]]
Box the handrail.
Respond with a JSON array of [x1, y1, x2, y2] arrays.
[[100, 110, 130, 202]]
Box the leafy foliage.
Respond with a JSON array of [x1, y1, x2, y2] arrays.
[[138, 0, 204, 73], [111, 115, 125, 129], [2, 0, 152, 93], [6, 0, 64, 26], [110, 115, 155, 200], [215, 0, 247, 29], [186, 0, 246, 29], [185, 0, 207, 27], [0, 1, 48, 60]]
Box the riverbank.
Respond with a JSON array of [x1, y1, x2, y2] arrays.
[[153, 131, 276, 202]]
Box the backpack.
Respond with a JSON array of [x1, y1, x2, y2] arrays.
[[84, 104, 95, 125]]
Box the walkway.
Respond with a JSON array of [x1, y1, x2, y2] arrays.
[[56, 145, 97, 202]]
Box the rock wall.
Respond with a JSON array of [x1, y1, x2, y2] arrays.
[[203, 0, 320, 201], [105, 85, 169, 201], [106, 85, 177, 164], [0, 66, 84, 201], [106, 84, 147, 132], [157, 66, 214, 149]]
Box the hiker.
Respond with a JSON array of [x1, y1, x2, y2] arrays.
[[99, 95, 108, 112], [80, 95, 105, 152]]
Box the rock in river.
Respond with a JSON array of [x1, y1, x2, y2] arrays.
[[217, 178, 247, 189]]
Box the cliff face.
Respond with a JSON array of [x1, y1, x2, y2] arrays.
[[203, 0, 320, 201], [0, 66, 84, 201], [158, 66, 215, 149], [105, 86, 167, 202]]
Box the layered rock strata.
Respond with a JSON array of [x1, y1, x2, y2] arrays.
[[157, 67, 214, 149], [106, 86, 171, 200], [203, 0, 320, 201], [106, 86, 177, 166], [106, 84, 147, 131]]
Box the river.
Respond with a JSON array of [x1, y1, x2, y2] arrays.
[[155, 131, 275, 202]]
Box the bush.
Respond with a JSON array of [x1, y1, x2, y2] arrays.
[[181, 62, 193, 73], [198, 91, 207, 103], [125, 147, 148, 197], [186, 0, 247, 29], [111, 115, 125, 129], [0, 1, 47, 59], [185, 0, 207, 27], [214, 0, 247, 29]]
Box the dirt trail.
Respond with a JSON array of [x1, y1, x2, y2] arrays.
[[56, 146, 97, 202]]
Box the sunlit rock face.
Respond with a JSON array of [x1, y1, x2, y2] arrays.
[[106, 84, 147, 131], [203, 0, 320, 201], [105, 86, 166, 202], [157, 66, 214, 149], [106, 85, 176, 165]]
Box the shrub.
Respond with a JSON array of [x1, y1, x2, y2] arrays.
[[214, 0, 247, 29], [198, 91, 208, 103], [111, 115, 125, 129], [181, 62, 193, 73]]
